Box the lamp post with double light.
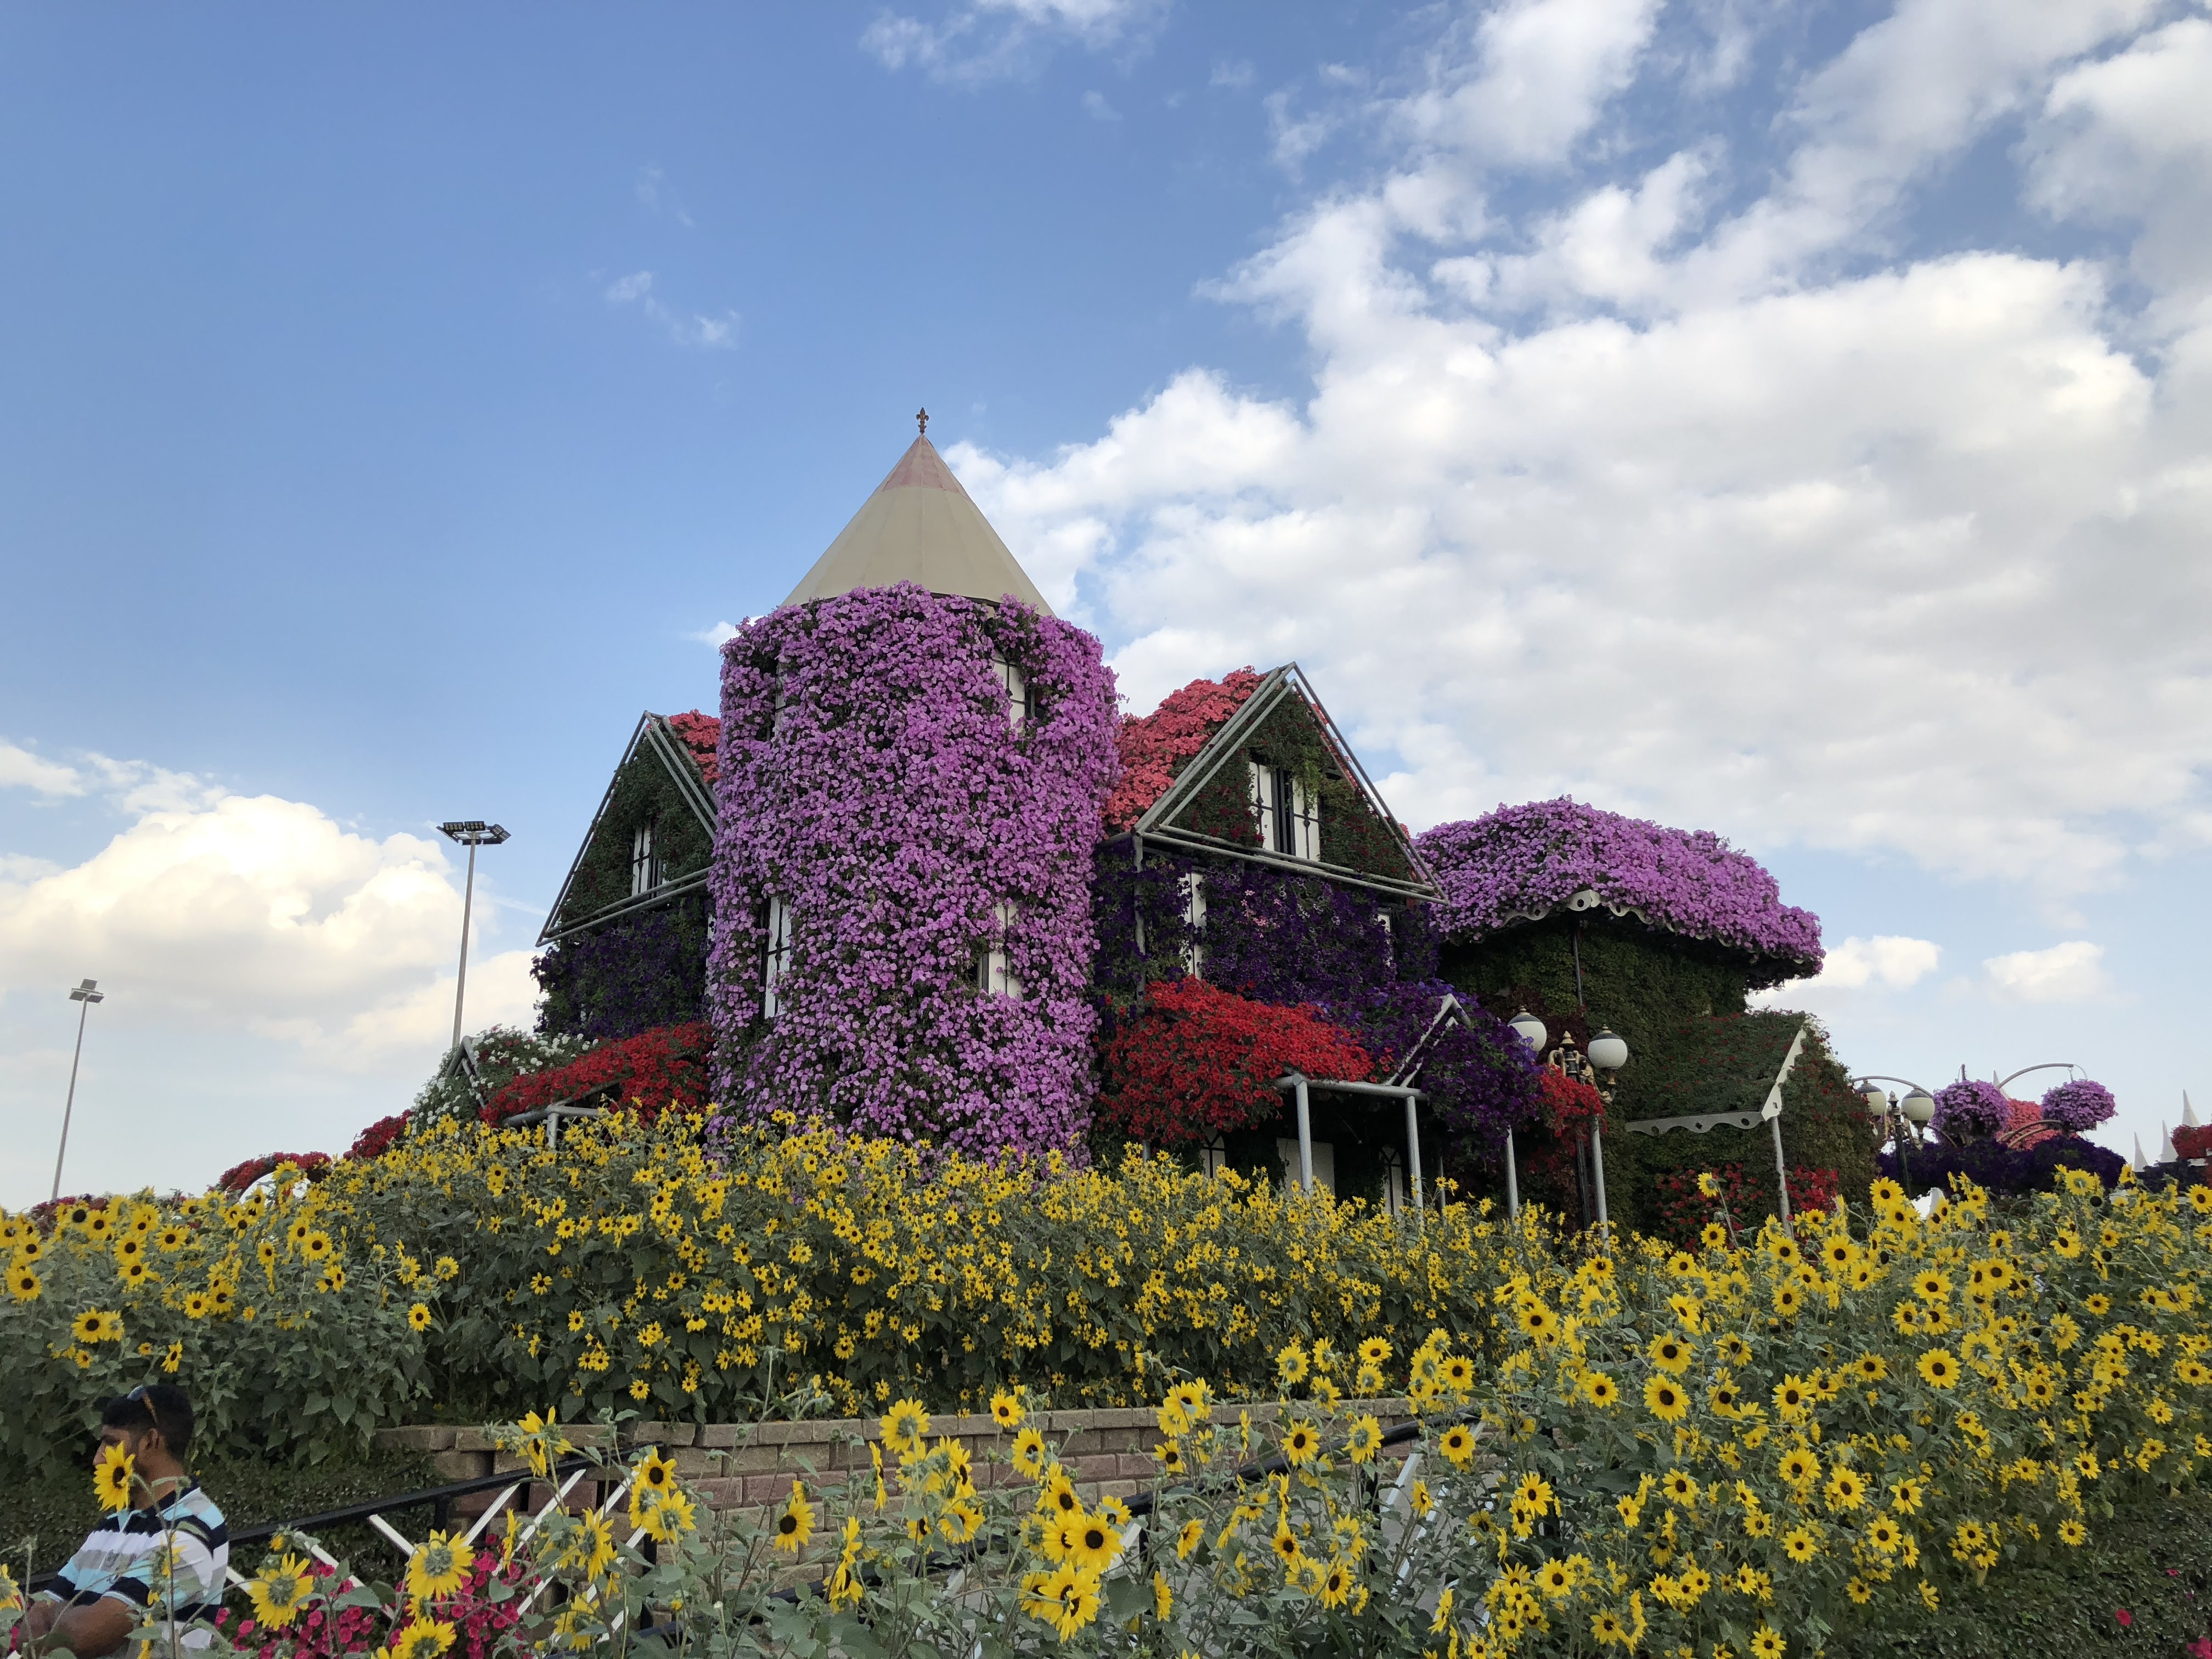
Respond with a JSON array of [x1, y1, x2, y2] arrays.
[[1855, 1075, 1938, 1189], [51, 979, 105, 1203], [438, 821, 509, 1053], [1509, 1009, 1630, 1233]]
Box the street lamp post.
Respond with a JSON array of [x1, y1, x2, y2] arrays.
[[438, 822, 510, 1052], [51, 979, 105, 1203]]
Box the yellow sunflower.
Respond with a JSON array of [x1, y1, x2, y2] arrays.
[[246, 1554, 314, 1629], [391, 1618, 457, 1659], [405, 1531, 474, 1601], [771, 1482, 815, 1554], [1644, 1376, 1689, 1423], [1009, 1425, 1048, 1479], [990, 1389, 1024, 1428], [879, 1398, 929, 1460], [92, 1443, 137, 1513]]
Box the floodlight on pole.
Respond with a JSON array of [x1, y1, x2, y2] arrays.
[[438, 821, 510, 1052], [52, 979, 105, 1203]]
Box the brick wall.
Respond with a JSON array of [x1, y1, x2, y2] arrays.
[[374, 1400, 1420, 1521]]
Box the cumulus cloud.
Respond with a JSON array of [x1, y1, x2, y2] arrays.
[[691, 619, 744, 648], [1808, 936, 1945, 992], [953, 0, 2212, 907], [0, 741, 84, 799], [0, 776, 538, 1067], [1983, 940, 2111, 1003], [864, 0, 1166, 84]]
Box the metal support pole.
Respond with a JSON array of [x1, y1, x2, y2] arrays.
[[1770, 1113, 1793, 1233], [1295, 1076, 1314, 1195], [51, 996, 93, 1203], [450, 838, 478, 1052], [1404, 1092, 1425, 1236], [1504, 1130, 1520, 1219], [1131, 833, 1145, 957], [1590, 1118, 1610, 1236]]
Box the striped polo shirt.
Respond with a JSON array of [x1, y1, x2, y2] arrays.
[[43, 1480, 229, 1643]]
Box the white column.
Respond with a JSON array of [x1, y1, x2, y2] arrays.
[[1295, 1076, 1313, 1194], [1404, 1092, 1425, 1235]]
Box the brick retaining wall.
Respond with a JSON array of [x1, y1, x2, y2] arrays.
[[374, 1400, 1420, 1519]]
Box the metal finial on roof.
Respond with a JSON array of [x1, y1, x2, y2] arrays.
[[916, 407, 929, 435]]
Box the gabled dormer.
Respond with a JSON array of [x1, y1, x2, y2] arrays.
[[538, 710, 720, 946], [1109, 663, 1437, 901]]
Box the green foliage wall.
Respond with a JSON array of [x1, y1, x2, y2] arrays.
[[556, 746, 713, 930], [1438, 915, 1874, 1233], [1166, 695, 1416, 882]]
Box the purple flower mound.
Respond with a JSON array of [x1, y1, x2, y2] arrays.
[[706, 584, 1121, 1159], [2041, 1077, 2118, 1132], [1415, 799, 1823, 987], [1931, 1079, 2010, 1138]]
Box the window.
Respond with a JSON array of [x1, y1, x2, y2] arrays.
[[1178, 870, 1207, 978], [630, 823, 659, 896], [1249, 762, 1322, 861], [974, 901, 1024, 998], [762, 898, 794, 1018], [1276, 1137, 1336, 1194], [1199, 1135, 1229, 1178], [1380, 1145, 1407, 1217], [990, 657, 1032, 728], [771, 656, 798, 737]]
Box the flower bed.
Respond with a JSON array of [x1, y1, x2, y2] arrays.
[[478, 1020, 708, 1125], [12, 1164, 2210, 1658]]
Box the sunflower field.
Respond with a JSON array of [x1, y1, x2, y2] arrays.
[[5, 1156, 2210, 1656]]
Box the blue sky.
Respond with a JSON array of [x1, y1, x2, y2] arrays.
[[4, 0, 2209, 1203]]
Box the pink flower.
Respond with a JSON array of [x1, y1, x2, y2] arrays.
[[2114, 1609, 2132, 1627], [2183, 1637, 2209, 1658]]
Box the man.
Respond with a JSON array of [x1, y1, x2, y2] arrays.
[[24, 1385, 228, 1656]]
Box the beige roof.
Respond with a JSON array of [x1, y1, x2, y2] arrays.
[[781, 434, 1053, 616]]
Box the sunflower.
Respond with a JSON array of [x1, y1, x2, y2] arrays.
[[1283, 1420, 1321, 1466], [156, 1226, 188, 1253], [1644, 1376, 1688, 1423], [1271, 1516, 1304, 1567], [92, 1443, 137, 1513], [391, 1618, 457, 1659], [1854, 1354, 1888, 1383], [256, 1240, 278, 1268], [1778, 1447, 1820, 1487], [938, 1497, 983, 1544], [880, 1398, 929, 1460], [1825, 1468, 1866, 1511], [1752, 1624, 1787, 1657], [84, 1212, 113, 1240], [1437, 1423, 1475, 1467], [83, 1310, 123, 1344], [1781, 1526, 1819, 1564], [6, 1265, 38, 1303], [2058, 1518, 2087, 1545], [1583, 1371, 1620, 1407], [1020, 1563, 1102, 1641], [1441, 1354, 1474, 1391], [1009, 1426, 1048, 1479], [1358, 1336, 1392, 1365], [406, 1531, 475, 1601], [408, 1303, 433, 1332], [1867, 1515, 1901, 1552], [1702, 1222, 1730, 1250], [1176, 1518, 1204, 1560], [286, 1217, 312, 1246], [565, 1509, 617, 1578], [114, 1235, 144, 1265], [1773, 1284, 1804, 1317], [1276, 1342, 1310, 1385], [1154, 1438, 1186, 1474], [1590, 1609, 1629, 1647], [120, 1259, 151, 1288], [633, 1448, 678, 1500], [1773, 1376, 1811, 1418], [1068, 1511, 1121, 1574], [247, 1554, 314, 1629], [1041, 1470, 1081, 1520], [1917, 1349, 1959, 1389], [989, 1389, 1024, 1428], [1344, 1414, 1384, 1464], [1662, 1469, 1697, 1505], [1650, 1335, 1694, 1374], [1315, 1558, 1352, 1608], [1718, 1333, 1753, 1366], [770, 1482, 815, 1554]]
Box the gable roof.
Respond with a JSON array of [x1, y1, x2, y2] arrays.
[[782, 432, 1053, 615], [1119, 662, 1440, 902], [537, 712, 719, 947]]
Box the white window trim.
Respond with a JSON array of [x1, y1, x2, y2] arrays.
[[976, 900, 1025, 999], [1286, 774, 1321, 861], [1179, 870, 1206, 979], [990, 657, 1032, 729], [762, 897, 794, 1018], [630, 822, 659, 898], [1249, 761, 1321, 861], [771, 656, 798, 737], [1380, 1144, 1407, 1217], [1249, 760, 1279, 851], [1199, 1135, 1229, 1178]]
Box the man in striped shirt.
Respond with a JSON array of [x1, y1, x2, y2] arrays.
[[25, 1385, 228, 1655]]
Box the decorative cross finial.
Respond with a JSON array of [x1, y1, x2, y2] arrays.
[[916, 407, 929, 436]]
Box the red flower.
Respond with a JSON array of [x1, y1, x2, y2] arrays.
[[481, 1022, 710, 1127], [1103, 669, 1264, 833], [2115, 1609, 2132, 1627], [1097, 977, 1372, 1147]]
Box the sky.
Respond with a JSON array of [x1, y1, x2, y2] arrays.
[[2, 0, 2208, 1206]]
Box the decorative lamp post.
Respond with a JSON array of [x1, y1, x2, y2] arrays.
[[438, 821, 510, 1052], [51, 979, 105, 1202], [1550, 1028, 1629, 1236], [1855, 1075, 1937, 1190], [1508, 1011, 1547, 1051], [1503, 1013, 1545, 1219]]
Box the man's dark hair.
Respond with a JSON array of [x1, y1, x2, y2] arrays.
[[102, 1384, 195, 1457]]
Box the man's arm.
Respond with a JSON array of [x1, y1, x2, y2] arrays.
[[42, 1595, 138, 1658]]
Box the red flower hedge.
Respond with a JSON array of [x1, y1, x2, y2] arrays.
[[1097, 978, 1373, 1147], [347, 1113, 409, 1161], [2175, 1125, 2212, 1161], [481, 1021, 709, 1126], [216, 1151, 331, 1194], [1104, 668, 1264, 833], [1539, 1070, 1609, 1136]]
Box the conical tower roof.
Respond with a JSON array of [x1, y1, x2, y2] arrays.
[[782, 423, 1052, 615]]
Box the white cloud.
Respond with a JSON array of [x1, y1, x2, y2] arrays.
[[603, 270, 740, 351], [0, 741, 84, 798], [0, 785, 537, 1066], [863, 0, 1165, 84], [1082, 89, 1121, 122], [1398, 0, 1663, 168], [634, 165, 696, 227], [1808, 936, 1944, 992], [1211, 59, 1256, 91], [605, 270, 654, 304], [691, 619, 743, 647], [957, 2, 2212, 906], [1984, 940, 2111, 1002]]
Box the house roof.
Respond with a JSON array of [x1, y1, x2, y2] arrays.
[[781, 432, 1053, 615], [536, 712, 720, 947]]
